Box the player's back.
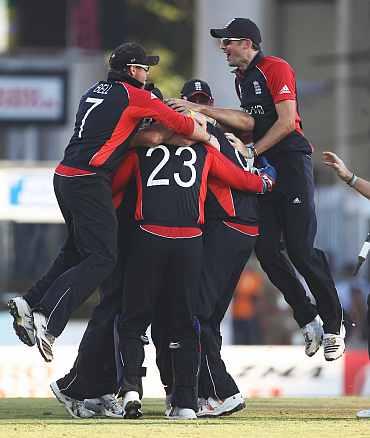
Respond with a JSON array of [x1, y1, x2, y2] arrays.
[[135, 143, 207, 227], [62, 80, 133, 174]]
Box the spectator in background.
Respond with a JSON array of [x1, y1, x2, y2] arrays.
[[323, 151, 370, 419], [232, 268, 263, 344], [322, 151, 370, 199]]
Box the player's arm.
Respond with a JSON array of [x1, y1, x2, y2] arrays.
[[166, 98, 255, 132], [323, 151, 370, 199], [205, 145, 274, 193], [131, 90, 210, 143], [253, 99, 296, 156]]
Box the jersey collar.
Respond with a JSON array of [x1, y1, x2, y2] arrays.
[[107, 70, 144, 89], [234, 51, 264, 79]]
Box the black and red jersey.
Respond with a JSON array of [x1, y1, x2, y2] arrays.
[[57, 74, 194, 177], [235, 51, 312, 162], [111, 142, 265, 231], [205, 124, 258, 230]]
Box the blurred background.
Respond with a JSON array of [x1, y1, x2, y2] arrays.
[[0, 0, 369, 354]]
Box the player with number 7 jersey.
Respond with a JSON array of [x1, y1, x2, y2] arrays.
[[110, 141, 275, 419]]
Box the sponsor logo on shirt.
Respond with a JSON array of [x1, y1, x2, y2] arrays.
[[243, 104, 265, 115], [253, 81, 262, 95], [279, 84, 291, 94]]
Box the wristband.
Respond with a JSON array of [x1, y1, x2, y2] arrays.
[[347, 173, 358, 187]]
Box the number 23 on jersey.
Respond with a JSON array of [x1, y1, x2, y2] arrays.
[[146, 145, 197, 188]]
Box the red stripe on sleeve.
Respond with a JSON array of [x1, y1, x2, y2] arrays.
[[205, 145, 263, 193]]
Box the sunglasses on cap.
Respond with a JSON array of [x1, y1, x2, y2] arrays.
[[126, 63, 150, 72], [221, 38, 246, 46]]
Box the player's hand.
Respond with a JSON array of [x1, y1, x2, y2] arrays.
[[257, 157, 277, 193], [322, 151, 352, 182], [166, 98, 200, 112], [185, 109, 207, 127], [225, 133, 255, 169]]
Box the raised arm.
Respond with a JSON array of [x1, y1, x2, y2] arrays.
[[323, 151, 370, 200]]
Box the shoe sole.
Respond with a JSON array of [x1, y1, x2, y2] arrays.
[[8, 300, 35, 347], [124, 400, 143, 419]]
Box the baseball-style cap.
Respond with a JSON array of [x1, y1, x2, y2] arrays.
[[180, 79, 213, 101], [109, 42, 160, 70], [210, 18, 262, 44]]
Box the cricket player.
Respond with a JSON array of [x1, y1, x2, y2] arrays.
[[168, 18, 345, 361]]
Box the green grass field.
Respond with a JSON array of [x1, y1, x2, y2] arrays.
[[1, 397, 370, 438]]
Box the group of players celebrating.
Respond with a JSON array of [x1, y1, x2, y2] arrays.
[[8, 17, 346, 420]]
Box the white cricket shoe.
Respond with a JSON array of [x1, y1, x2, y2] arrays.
[[323, 325, 346, 361], [84, 394, 124, 418], [122, 391, 142, 419], [164, 394, 172, 417], [33, 311, 55, 362], [50, 381, 95, 419], [166, 407, 197, 420], [302, 316, 324, 357], [197, 393, 246, 417], [357, 409, 370, 419], [8, 297, 35, 346]]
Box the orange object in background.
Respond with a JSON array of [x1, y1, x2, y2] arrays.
[[232, 270, 263, 320]]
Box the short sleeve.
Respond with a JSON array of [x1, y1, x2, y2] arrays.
[[263, 61, 297, 104]]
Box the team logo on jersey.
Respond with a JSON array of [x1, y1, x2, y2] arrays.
[[93, 83, 112, 94], [253, 81, 262, 95], [279, 84, 291, 94]]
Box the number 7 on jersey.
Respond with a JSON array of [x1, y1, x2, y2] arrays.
[[78, 97, 104, 138]]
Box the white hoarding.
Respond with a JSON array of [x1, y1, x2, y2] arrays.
[[0, 345, 344, 398], [0, 167, 62, 223]]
